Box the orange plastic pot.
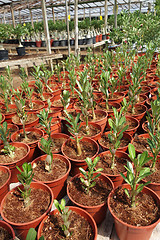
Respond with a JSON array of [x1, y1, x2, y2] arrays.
[[11, 128, 44, 161], [97, 151, 130, 187], [131, 133, 150, 155], [97, 102, 121, 118], [0, 166, 11, 204], [125, 116, 140, 136], [37, 206, 97, 240], [36, 40, 42, 47], [61, 137, 99, 176], [12, 112, 39, 129], [128, 104, 147, 121], [0, 113, 5, 123], [25, 100, 45, 113], [67, 172, 114, 224], [99, 132, 132, 152], [108, 184, 160, 240], [0, 142, 30, 183], [32, 154, 71, 200], [0, 182, 54, 240], [108, 92, 125, 104], [2, 104, 17, 123], [0, 220, 15, 239], [87, 110, 108, 133]]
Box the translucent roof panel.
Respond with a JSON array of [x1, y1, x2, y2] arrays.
[[0, 0, 156, 24]]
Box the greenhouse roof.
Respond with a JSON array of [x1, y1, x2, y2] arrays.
[[0, 0, 156, 24]]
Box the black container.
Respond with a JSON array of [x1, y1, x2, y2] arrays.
[[0, 49, 8, 61], [60, 40, 66, 47], [53, 40, 59, 47], [65, 40, 68, 46], [41, 41, 46, 47], [93, 36, 96, 44], [16, 46, 26, 56], [78, 39, 84, 45], [102, 34, 106, 40], [70, 39, 75, 46], [86, 38, 93, 45]]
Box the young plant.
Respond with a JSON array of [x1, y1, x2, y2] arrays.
[[5, 66, 13, 89], [26, 228, 44, 240], [40, 64, 53, 93], [61, 90, 70, 112], [37, 109, 53, 142], [17, 162, 34, 208], [35, 80, 45, 101], [31, 65, 42, 81], [146, 98, 160, 134], [54, 199, 72, 238], [65, 113, 82, 156], [79, 157, 103, 194], [68, 68, 77, 96], [121, 143, 152, 208], [100, 71, 110, 110], [54, 63, 61, 82], [40, 138, 53, 172], [108, 107, 128, 169], [109, 76, 119, 98], [15, 98, 28, 139], [0, 75, 12, 111]]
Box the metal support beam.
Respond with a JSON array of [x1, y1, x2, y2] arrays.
[[19, 10, 21, 24], [104, 0, 108, 33], [30, 9, 34, 29], [128, 0, 131, 13], [75, 0, 79, 57], [11, 6, 15, 28], [65, 0, 70, 56], [52, 7, 55, 23], [114, 0, 117, 29], [140, 2, 142, 12]]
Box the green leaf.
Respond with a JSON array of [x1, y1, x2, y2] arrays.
[[26, 228, 37, 240], [124, 188, 130, 198], [128, 143, 136, 160]]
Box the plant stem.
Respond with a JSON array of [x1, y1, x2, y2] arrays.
[[76, 136, 82, 156], [86, 115, 90, 135]]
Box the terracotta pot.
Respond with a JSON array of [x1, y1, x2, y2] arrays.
[[36, 40, 42, 47], [127, 104, 147, 121], [0, 113, 5, 123], [97, 102, 121, 118], [131, 133, 150, 155], [61, 137, 99, 176], [0, 182, 54, 240], [12, 112, 39, 129], [11, 127, 44, 161], [108, 184, 160, 240], [32, 92, 54, 107], [38, 133, 69, 154], [35, 118, 61, 134], [25, 100, 45, 113], [32, 154, 71, 200], [0, 166, 11, 204], [96, 35, 99, 42], [1, 104, 17, 123], [86, 110, 108, 133], [67, 172, 114, 224], [108, 92, 125, 104], [0, 142, 30, 183], [0, 220, 15, 239], [141, 86, 151, 97], [99, 132, 132, 152], [0, 123, 19, 143], [124, 116, 140, 136], [97, 151, 130, 187], [69, 122, 102, 141], [37, 206, 97, 240]]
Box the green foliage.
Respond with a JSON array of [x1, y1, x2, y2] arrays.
[[108, 107, 128, 169], [54, 199, 72, 238], [37, 109, 52, 142], [15, 98, 28, 138], [17, 163, 34, 208], [68, 68, 77, 96], [40, 64, 53, 92], [79, 157, 103, 194], [121, 144, 152, 208], [61, 90, 70, 111], [13, 24, 28, 42], [35, 80, 45, 101], [0, 75, 12, 112], [40, 138, 53, 172]]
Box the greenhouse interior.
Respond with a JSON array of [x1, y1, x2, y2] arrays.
[[0, 0, 160, 240]]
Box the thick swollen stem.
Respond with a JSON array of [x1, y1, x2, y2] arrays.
[[111, 153, 115, 169], [92, 107, 96, 120], [76, 136, 82, 156], [22, 121, 27, 139], [46, 84, 53, 93], [131, 171, 138, 208], [106, 99, 109, 110], [85, 116, 90, 135]]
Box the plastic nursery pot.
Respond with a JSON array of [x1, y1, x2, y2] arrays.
[[0, 182, 54, 240], [12, 112, 39, 129], [127, 104, 147, 122], [11, 127, 44, 162], [67, 172, 114, 224], [131, 133, 150, 155], [36, 40, 42, 47], [0, 220, 15, 239], [0, 113, 5, 124], [25, 100, 45, 113], [32, 92, 54, 107], [61, 137, 99, 176], [99, 132, 132, 152], [35, 118, 61, 134], [108, 184, 160, 240], [69, 122, 102, 141], [37, 206, 97, 240], [32, 154, 71, 200], [96, 102, 121, 118], [0, 142, 30, 183], [124, 116, 140, 137], [97, 151, 130, 188], [38, 132, 69, 155], [1, 104, 17, 123], [0, 166, 11, 204], [108, 92, 125, 104]]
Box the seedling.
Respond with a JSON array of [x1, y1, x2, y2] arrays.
[[15, 98, 28, 139], [65, 113, 82, 156], [68, 68, 77, 96], [35, 80, 45, 101], [40, 138, 53, 172], [40, 64, 53, 92], [54, 199, 72, 238], [79, 157, 103, 194], [121, 144, 152, 208], [109, 76, 119, 98], [37, 109, 53, 142], [5, 66, 13, 89], [108, 107, 128, 169], [26, 228, 44, 240], [0, 75, 12, 112], [100, 71, 110, 110], [61, 90, 70, 112], [17, 162, 34, 208], [55, 63, 61, 82], [31, 65, 42, 81]]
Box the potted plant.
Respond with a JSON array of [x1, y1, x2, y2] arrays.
[[0, 220, 15, 239], [0, 24, 11, 60], [0, 162, 54, 240], [108, 144, 160, 240], [13, 24, 28, 56]]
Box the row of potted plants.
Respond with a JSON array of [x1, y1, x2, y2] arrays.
[[0, 44, 160, 239]]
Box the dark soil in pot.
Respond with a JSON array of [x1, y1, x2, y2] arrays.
[[52, 99, 63, 108], [0, 107, 16, 114], [0, 227, 12, 240], [25, 102, 44, 111], [41, 210, 94, 240], [78, 125, 100, 137], [12, 113, 37, 125], [96, 154, 128, 175], [13, 131, 42, 144], [132, 135, 151, 153], [80, 111, 106, 122], [63, 139, 97, 160], [68, 177, 112, 206], [144, 160, 160, 183], [109, 186, 160, 226], [100, 134, 130, 149], [32, 158, 68, 182], [125, 118, 137, 129], [0, 170, 9, 187], [0, 147, 27, 164], [2, 188, 50, 223], [126, 105, 145, 115], [42, 137, 68, 153]]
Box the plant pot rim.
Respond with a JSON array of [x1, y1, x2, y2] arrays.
[[25, 100, 45, 111], [108, 183, 160, 229], [61, 137, 99, 162], [0, 219, 15, 238], [67, 172, 114, 209], [12, 112, 39, 126], [0, 166, 11, 190], [125, 115, 140, 132], [0, 182, 54, 226], [31, 153, 71, 184], [37, 206, 97, 240]]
